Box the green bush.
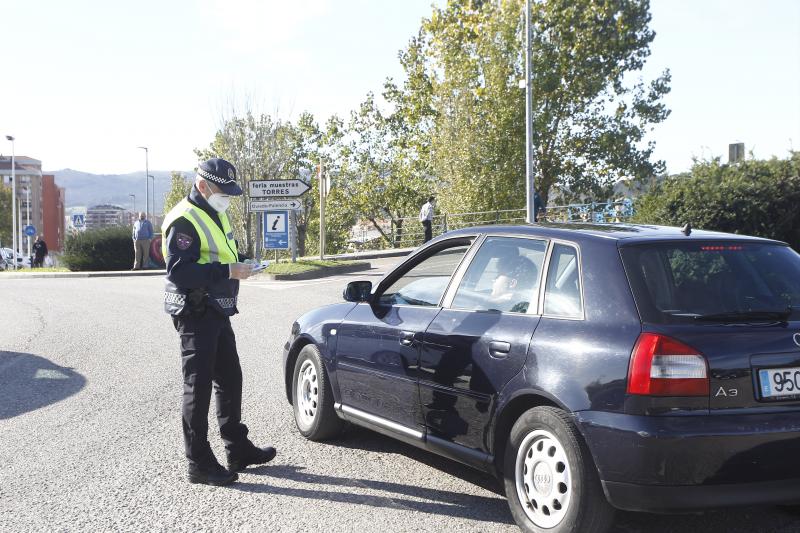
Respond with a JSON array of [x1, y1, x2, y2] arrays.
[[62, 226, 135, 271], [633, 154, 800, 250]]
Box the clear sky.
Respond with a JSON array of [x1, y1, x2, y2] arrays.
[[1, 0, 798, 176]]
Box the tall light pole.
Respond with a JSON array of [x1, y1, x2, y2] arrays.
[[524, 0, 537, 224], [6, 135, 16, 269], [26, 186, 31, 261], [148, 174, 155, 216], [130, 194, 136, 213], [137, 146, 149, 219]]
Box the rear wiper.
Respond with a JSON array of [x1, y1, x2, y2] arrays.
[[693, 309, 791, 322]]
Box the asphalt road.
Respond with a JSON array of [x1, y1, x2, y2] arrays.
[[1, 260, 799, 532]]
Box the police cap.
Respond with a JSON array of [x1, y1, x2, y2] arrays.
[[197, 158, 243, 196]]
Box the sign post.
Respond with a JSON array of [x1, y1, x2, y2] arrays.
[[249, 179, 311, 262]]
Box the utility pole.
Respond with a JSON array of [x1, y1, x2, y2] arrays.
[[524, 0, 537, 223], [6, 135, 17, 269], [318, 160, 326, 260], [26, 186, 31, 261], [138, 146, 149, 219]]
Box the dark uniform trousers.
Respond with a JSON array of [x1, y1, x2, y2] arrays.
[[172, 310, 249, 465]]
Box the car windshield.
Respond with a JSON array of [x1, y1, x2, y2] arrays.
[[620, 241, 800, 324]]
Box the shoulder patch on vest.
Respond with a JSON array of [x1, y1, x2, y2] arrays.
[[176, 233, 193, 250]]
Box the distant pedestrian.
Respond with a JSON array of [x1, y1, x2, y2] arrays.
[[132, 212, 154, 270], [419, 196, 436, 243], [32, 235, 48, 268], [533, 191, 546, 222]]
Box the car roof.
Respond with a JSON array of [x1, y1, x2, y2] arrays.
[[442, 222, 786, 246]]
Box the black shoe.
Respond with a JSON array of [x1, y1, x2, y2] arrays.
[[187, 462, 239, 486], [227, 443, 277, 472]]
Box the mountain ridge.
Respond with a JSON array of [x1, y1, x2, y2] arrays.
[[47, 169, 193, 212]]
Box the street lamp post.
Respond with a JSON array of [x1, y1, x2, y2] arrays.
[[524, 0, 537, 224], [137, 146, 149, 219], [130, 194, 136, 214], [148, 174, 155, 216], [6, 135, 16, 270], [26, 186, 31, 262]]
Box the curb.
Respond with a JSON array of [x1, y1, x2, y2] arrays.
[[0, 269, 166, 280], [258, 262, 372, 281], [323, 248, 415, 261]]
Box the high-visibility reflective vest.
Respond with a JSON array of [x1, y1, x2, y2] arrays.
[[162, 198, 240, 316], [161, 198, 238, 263]]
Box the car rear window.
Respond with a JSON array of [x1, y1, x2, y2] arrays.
[[620, 241, 800, 324]]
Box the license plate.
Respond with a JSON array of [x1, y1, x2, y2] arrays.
[[759, 367, 800, 399]]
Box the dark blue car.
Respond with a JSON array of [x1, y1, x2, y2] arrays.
[[283, 223, 800, 533]]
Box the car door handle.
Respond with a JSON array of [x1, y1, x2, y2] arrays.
[[399, 331, 415, 346], [489, 341, 511, 359]]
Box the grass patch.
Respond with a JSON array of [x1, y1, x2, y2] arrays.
[[259, 259, 357, 276]]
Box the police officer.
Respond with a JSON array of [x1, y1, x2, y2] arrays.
[[163, 157, 275, 486]]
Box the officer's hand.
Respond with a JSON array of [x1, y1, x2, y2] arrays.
[[229, 263, 253, 280]]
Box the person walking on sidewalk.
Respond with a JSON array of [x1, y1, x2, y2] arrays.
[[162, 157, 276, 486], [32, 235, 48, 268], [132, 212, 154, 270], [419, 196, 436, 243]]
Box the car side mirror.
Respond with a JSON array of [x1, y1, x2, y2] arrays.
[[343, 281, 373, 302]]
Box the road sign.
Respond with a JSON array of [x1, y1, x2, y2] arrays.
[[72, 214, 85, 228], [249, 199, 302, 212], [264, 210, 289, 250], [24, 225, 36, 237], [249, 180, 310, 198]]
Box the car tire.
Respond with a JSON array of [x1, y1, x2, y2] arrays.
[[292, 344, 343, 441], [503, 406, 614, 533]]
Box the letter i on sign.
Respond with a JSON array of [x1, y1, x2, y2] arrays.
[[266, 212, 286, 233]]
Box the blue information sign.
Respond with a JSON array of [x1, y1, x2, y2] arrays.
[[263, 210, 289, 250], [24, 225, 36, 237]]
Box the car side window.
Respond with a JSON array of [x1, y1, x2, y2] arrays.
[[451, 237, 547, 313], [379, 244, 472, 306], [543, 244, 583, 318]]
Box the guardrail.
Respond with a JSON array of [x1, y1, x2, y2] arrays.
[[371, 200, 633, 248]]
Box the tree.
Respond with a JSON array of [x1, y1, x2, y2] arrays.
[[196, 111, 297, 257], [393, 0, 670, 212], [0, 186, 11, 247], [335, 93, 428, 248], [163, 171, 192, 214], [633, 153, 800, 250]]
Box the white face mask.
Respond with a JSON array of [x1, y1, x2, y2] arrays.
[[207, 193, 232, 213]]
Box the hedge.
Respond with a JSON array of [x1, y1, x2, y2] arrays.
[[62, 226, 135, 271], [633, 154, 800, 250]]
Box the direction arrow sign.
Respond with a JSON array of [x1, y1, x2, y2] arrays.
[[249, 199, 302, 211], [249, 179, 311, 198]]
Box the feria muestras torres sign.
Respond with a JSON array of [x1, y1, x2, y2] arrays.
[[249, 179, 310, 198]]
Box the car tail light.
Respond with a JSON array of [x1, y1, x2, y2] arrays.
[[627, 333, 709, 396]]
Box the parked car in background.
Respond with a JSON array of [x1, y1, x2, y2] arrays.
[[1, 248, 31, 269], [282, 223, 800, 533]]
